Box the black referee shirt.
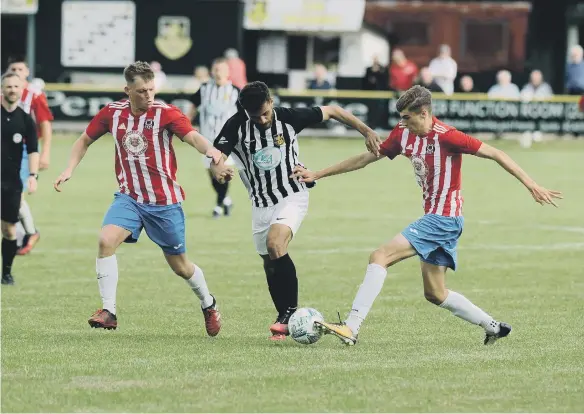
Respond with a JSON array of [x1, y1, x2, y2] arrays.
[[1, 105, 38, 190]]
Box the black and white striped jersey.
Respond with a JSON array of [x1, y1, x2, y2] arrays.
[[214, 106, 323, 207], [190, 80, 239, 141]]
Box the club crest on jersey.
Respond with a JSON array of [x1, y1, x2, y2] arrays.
[[12, 133, 22, 144], [144, 119, 154, 130], [253, 147, 282, 171], [426, 143, 435, 155], [273, 134, 285, 147], [410, 155, 428, 187], [122, 130, 148, 157]]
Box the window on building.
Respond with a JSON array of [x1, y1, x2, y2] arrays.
[[462, 21, 508, 58]]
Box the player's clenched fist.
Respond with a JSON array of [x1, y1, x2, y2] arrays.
[[54, 169, 72, 192]]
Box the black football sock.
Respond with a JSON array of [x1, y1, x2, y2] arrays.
[[262, 255, 286, 315], [272, 254, 298, 314], [2, 238, 18, 277], [208, 171, 221, 205], [217, 181, 228, 206]]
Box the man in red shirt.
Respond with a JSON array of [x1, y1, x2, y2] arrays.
[[224, 48, 248, 89], [293, 85, 561, 346], [389, 49, 418, 92], [54, 61, 223, 335], [7, 57, 54, 255]]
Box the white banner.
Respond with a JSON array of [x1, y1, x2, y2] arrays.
[[61, 1, 136, 67], [243, 0, 365, 32], [1, 0, 38, 14]]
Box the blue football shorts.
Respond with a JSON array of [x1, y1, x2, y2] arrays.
[[102, 192, 186, 255], [401, 213, 464, 271]]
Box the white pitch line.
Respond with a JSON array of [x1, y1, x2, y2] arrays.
[[535, 225, 584, 234]]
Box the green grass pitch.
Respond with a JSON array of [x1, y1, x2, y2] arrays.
[[2, 135, 583, 412]]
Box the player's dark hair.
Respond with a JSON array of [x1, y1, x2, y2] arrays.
[[396, 85, 432, 114], [7, 56, 27, 67], [239, 81, 271, 113], [123, 61, 155, 84]]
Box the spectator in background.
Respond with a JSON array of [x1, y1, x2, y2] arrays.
[[363, 55, 387, 90], [195, 65, 210, 84], [185, 65, 211, 123], [521, 70, 553, 101], [428, 44, 457, 95], [415, 67, 443, 93], [308, 63, 333, 90], [389, 49, 418, 92], [184, 65, 211, 92], [224, 48, 247, 89], [520, 70, 554, 147], [363, 56, 388, 130], [565, 45, 584, 95], [150, 61, 166, 92], [456, 75, 478, 93], [487, 70, 520, 99]]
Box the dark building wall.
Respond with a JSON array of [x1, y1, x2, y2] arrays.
[[3, 0, 242, 82]]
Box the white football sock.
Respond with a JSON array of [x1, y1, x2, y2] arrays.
[[15, 222, 25, 248], [186, 265, 214, 308], [18, 200, 36, 235], [439, 290, 500, 334], [96, 255, 119, 315], [345, 263, 387, 335]]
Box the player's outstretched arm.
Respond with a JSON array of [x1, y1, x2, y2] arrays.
[[182, 130, 223, 165], [291, 152, 381, 183], [53, 132, 94, 192], [321, 106, 382, 156], [475, 142, 563, 207]]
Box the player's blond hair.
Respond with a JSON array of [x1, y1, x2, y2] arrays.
[[396, 85, 432, 114], [123, 61, 155, 84]]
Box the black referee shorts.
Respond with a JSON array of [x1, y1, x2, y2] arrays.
[[1, 187, 22, 224]]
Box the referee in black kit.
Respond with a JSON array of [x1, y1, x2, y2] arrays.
[[1, 73, 39, 285]]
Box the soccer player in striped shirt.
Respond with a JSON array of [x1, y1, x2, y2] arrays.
[[211, 81, 383, 340], [292, 85, 562, 346], [53, 61, 222, 335], [7, 57, 54, 255], [189, 58, 239, 217]]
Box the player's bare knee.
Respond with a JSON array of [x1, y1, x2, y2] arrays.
[[368, 249, 387, 266], [168, 258, 194, 279], [172, 265, 191, 278], [368, 248, 398, 268], [97, 234, 117, 257], [1, 222, 16, 240], [424, 289, 446, 305], [266, 240, 286, 259]]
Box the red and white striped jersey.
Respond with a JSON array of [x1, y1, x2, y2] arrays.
[[85, 100, 195, 205], [380, 117, 483, 217], [19, 84, 54, 134]]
